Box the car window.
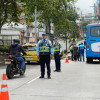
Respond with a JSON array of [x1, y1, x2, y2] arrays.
[[23, 46, 36, 51]]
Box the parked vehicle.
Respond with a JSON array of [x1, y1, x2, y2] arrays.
[[5, 55, 26, 79], [86, 24, 100, 63], [23, 44, 39, 63]]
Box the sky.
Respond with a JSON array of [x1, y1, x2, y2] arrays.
[[75, 0, 97, 14]]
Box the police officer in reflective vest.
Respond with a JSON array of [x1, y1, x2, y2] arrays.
[[53, 37, 62, 72], [37, 33, 54, 79]]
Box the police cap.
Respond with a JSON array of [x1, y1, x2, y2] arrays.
[[53, 37, 58, 40], [42, 33, 47, 36]]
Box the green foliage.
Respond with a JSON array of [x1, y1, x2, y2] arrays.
[[82, 20, 92, 33], [0, 45, 10, 53], [53, 1, 79, 39], [0, 0, 23, 33], [21, 0, 79, 39]]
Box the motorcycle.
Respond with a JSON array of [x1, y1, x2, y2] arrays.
[[5, 55, 26, 79]]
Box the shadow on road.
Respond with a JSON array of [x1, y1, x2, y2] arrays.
[[87, 61, 100, 64], [7, 75, 26, 80], [26, 62, 40, 65]]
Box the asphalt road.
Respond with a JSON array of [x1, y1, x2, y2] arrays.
[[0, 59, 100, 100]]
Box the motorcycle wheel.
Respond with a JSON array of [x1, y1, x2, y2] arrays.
[[20, 64, 26, 76], [6, 64, 14, 79]]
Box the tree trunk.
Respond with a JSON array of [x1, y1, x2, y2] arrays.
[[66, 37, 67, 53], [45, 21, 53, 44], [0, 15, 1, 34], [46, 21, 50, 37], [0, 27, 1, 34], [65, 35, 68, 53], [0, 24, 1, 34]]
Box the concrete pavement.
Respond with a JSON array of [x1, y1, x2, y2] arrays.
[[0, 59, 100, 100]]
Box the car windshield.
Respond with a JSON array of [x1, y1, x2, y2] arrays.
[[23, 46, 36, 51], [91, 26, 100, 37]]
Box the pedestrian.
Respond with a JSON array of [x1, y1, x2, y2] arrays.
[[70, 45, 74, 61], [77, 44, 80, 61], [37, 33, 54, 79], [53, 37, 62, 72], [79, 43, 85, 61], [73, 44, 78, 61]]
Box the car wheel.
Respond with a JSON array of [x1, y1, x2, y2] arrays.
[[27, 61, 30, 64], [37, 61, 40, 64]]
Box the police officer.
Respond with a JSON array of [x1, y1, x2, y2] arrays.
[[53, 37, 62, 72], [79, 43, 85, 61], [37, 33, 54, 79]]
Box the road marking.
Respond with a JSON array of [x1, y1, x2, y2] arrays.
[[27, 76, 40, 84]]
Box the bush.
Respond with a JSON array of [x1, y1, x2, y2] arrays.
[[0, 45, 10, 53]]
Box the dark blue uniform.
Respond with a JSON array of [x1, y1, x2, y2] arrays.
[[37, 39, 54, 78], [54, 41, 62, 72]]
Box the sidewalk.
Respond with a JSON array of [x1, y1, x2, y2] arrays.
[[0, 55, 7, 66]]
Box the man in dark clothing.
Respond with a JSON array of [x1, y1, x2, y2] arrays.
[[73, 44, 78, 61], [77, 44, 80, 61], [10, 39, 26, 69], [70, 45, 74, 61]]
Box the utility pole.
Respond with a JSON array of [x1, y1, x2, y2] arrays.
[[80, 11, 83, 38], [35, 0, 37, 43]]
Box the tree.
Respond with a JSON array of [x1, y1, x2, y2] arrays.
[[0, 0, 22, 34], [82, 20, 92, 34], [21, 0, 78, 46], [52, 1, 79, 52]]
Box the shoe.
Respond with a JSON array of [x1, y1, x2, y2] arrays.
[[57, 70, 61, 72], [54, 70, 58, 72], [48, 76, 51, 79], [39, 76, 44, 78]]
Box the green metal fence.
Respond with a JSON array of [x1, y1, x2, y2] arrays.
[[0, 35, 20, 45]]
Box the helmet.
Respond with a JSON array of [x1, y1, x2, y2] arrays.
[[13, 39, 20, 44]]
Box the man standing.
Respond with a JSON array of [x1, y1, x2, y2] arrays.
[[70, 45, 74, 61], [79, 43, 85, 61], [53, 37, 62, 72], [77, 44, 80, 61], [37, 33, 54, 79], [73, 44, 78, 61]]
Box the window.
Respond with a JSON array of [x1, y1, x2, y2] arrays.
[[91, 26, 100, 37], [23, 46, 36, 51]]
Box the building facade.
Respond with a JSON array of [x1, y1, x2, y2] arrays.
[[94, 0, 100, 20]]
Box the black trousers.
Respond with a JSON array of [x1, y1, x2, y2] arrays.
[[54, 53, 61, 71], [77, 54, 80, 61], [74, 55, 77, 61], [70, 50, 73, 61], [40, 55, 51, 77]]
